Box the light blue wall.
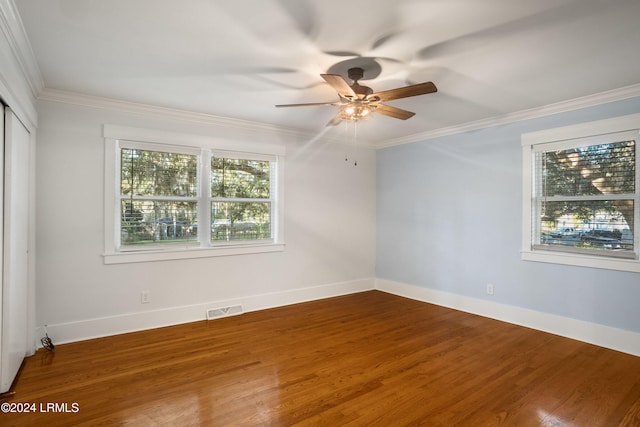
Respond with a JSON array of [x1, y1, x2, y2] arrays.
[[377, 97, 640, 333]]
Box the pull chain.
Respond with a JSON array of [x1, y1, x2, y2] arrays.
[[344, 120, 350, 162], [353, 121, 358, 166], [343, 120, 359, 166]]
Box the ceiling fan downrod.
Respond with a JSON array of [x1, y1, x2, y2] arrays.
[[347, 67, 373, 96]]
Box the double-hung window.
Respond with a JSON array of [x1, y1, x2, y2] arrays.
[[104, 125, 284, 264], [209, 152, 274, 243], [120, 143, 200, 247], [522, 113, 640, 272]]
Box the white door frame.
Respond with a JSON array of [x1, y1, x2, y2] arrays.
[[0, 107, 32, 393]]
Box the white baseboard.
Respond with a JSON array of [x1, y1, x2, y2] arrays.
[[41, 278, 375, 346], [40, 277, 640, 358], [376, 278, 640, 358]]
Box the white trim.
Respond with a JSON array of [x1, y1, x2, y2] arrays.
[[522, 144, 533, 254], [103, 243, 285, 264], [104, 138, 118, 254], [104, 124, 286, 157], [376, 279, 640, 357], [27, 128, 37, 356], [42, 88, 308, 141], [38, 278, 375, 345], [212, 150, 276, 163], [0, 0, 39, 128], [521, 113, 640, 146], [39, 88, 382, 147], [37, 277, 640, 357], [36, 81, 640, 151], [0, 0, 43, 96], [378, 83, 640, 149], [521, 249, 640, 272], [118, 139, 202, 156]]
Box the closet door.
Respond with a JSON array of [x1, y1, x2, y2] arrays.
[[0, 107, 30, 393]]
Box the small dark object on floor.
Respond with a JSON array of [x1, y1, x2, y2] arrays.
[[41, 326, 54, 351]]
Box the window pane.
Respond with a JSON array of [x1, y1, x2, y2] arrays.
[[121, 200, 197, 245], [211, 158, 270, 198], [121, 148, 198, 197], [537, 200, 634, 254], [540, 140, 635, 197], [211, 202, 271, 241]]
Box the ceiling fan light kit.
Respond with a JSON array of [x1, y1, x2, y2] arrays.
[[341, 102, 373, 121], [276, 67, 437, 127]]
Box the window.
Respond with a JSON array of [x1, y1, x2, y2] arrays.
[[210, 153, 274, 243], [120, 145, 199, 247], [522, 114, 640, 272], [104, 125, 284, 264]]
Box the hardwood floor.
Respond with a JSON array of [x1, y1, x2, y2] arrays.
[[3, 290, 640, 426]]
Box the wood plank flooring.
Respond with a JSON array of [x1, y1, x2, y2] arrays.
[[3, 290, 640, 426]]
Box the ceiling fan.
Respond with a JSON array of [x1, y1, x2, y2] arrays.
[[276, 67, 437, 126]]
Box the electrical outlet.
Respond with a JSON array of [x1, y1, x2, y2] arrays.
[[486, 284, 495, 295], [141, 290, 150, 304]]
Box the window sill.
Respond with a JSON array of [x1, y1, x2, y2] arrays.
[[522, 249, 640, 273], [103, 243, 285, 264]]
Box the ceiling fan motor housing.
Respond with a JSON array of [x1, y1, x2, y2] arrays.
[[347, 67, 365, 82], [347, 67, 373, 96]]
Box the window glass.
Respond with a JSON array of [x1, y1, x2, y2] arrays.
[[121, 200, 197, 246], [539, 141, 635, 197], [211, 158, 270, 198], [116, 145, 276, 250], [121, 148, 198, 197], [210, 156, 273, 243], [533, 139, 636, 258], [211, 201, 271, 242], [120, 148, 198, 247]]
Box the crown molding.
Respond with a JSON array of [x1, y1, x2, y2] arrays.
[[38, 87, 379, 148], [36, 77, 640, 151], [0, 0, 42, 127], [0, 0, 44, 97], [38, 87, 312, 139], [35, 83, 640, 150], [376, 83, 640, 149]]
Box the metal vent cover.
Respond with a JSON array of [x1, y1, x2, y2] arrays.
[[206, 304, 243, 320]]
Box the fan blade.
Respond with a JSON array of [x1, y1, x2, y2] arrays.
[[326, 112, 343, 126], [374, 104, 416, 120], [275, 101, 342, 107], [369, 82, 437, 103], [320, 74, 357, 99]]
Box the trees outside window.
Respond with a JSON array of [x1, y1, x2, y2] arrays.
[[103, 125, 285, 264], [120, 148, 198, 245], [535, 140, 635, 255], [522, 114, 640, 272], [210, 157, 272, 242], [117, 145, 277, 249]]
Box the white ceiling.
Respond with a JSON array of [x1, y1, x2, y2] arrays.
[[13, 0, 640, 145]]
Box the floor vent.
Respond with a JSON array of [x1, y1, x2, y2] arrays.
[[206, 304, 243, 320]]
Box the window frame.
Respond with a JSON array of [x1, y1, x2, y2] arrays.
[[521, 113, 640, 272], [103, 125, 285, 264]]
